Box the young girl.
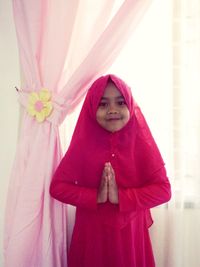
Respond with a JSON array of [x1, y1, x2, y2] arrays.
[[50, 74, 171, 267]]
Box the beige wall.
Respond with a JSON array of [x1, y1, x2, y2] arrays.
[[0, 0, 20, 265]]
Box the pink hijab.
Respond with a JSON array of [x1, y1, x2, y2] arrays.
[[53, 74, 165, 225]]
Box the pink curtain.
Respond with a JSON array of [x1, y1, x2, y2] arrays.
[[4, 0, 152, 266]]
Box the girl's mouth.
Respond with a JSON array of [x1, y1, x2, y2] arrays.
[[106, 117, 121, 121]]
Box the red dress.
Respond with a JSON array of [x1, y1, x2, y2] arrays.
[[50, 74, 171, 267]]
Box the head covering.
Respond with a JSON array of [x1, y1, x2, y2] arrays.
[[58, 74, 164, 189]]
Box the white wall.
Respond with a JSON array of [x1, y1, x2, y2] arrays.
[[0, 0, 20, 266]]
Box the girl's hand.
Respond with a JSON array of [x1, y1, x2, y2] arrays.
[[97, 164, 109, 203], [107, 163, 119, 204]]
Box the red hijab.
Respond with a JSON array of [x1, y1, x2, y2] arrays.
[[56, 74, 165, 191]]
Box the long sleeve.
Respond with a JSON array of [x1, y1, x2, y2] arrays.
[[119, 166, 171, 212], [50, 181, 98, 210], [50, 152, 98, 210]]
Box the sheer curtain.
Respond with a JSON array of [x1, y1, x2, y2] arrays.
[[4, 1, 153, 266], [153, 1, 200, 266], [172, 0, 200, 209], [168, 1, 200, 266]]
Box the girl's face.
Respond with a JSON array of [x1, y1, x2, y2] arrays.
[[96, 82, 130, 132]]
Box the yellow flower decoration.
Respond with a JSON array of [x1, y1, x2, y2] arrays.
[[27, 88, 53, 122]]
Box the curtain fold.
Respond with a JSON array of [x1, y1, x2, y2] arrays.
[[4, 1, 152, 266]]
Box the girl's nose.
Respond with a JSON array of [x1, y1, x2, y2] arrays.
[[107, 106, 118, 114]]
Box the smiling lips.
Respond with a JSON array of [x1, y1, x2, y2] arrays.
[[106, 116, 122, 121]]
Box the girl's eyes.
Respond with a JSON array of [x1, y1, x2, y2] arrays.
[[99, 102, 108, 107], [117, 100, 126, 106], [98, 100, 127, 107]]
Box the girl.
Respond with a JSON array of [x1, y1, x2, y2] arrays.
[[50, 74, 171, 267]]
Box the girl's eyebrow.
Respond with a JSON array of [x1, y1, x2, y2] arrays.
[[100, 96, 124, 100]]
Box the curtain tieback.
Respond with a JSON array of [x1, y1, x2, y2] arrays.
[[16, 87, 69, 125]]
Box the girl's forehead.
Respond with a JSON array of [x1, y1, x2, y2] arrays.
[[102, 82, 123, 98]]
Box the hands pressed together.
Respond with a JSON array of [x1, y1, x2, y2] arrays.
[[97, 162, 119, 204]]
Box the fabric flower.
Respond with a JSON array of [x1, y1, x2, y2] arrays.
[[27, 88, 53, 122]]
